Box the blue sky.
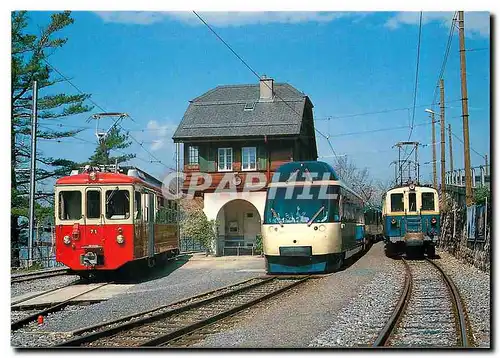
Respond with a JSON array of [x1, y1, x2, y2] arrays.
[[25, 11, 490, 185]]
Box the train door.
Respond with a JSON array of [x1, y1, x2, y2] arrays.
[[84, 187, 103, 245], [408, 192, 418, 212], [146, 192, 155, 258]]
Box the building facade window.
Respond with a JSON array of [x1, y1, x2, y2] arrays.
[[218, 148, 233, 171], [188, 145, 199, 165], [242, 147, 257, 171]]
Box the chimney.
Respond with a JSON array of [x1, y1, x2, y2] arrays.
[[259, 75, 274, 102]]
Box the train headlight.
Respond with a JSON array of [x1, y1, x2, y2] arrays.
[[431, 217, 437, 226], [319, 225, 326, 232], [391, 218, 397, 226], [63, 235, 71, 245], [116, 234, 125, 244]]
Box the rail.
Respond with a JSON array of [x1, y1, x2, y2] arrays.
[[11, 283, 110, 331], [374, 258, 472, 347], [11, 267, 69, 284], [57, 276, 310, 347]]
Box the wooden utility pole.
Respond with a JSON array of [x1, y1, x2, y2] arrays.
[[439, 79, 446, 203], [448, 123, 454, 172], [458, 11, 473, 206], [431, 111, 437, 189], [28, 80, 38, 267]]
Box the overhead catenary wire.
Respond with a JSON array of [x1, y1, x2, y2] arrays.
[[328, 120, 434, 139], [314, 99, 462, 121], [399, 12, 459, 182], [39, 57, 171, 170], [430, 11, 458, 108], [399, 11, 424, 179], [407, 11, 424, 142], [192, 10, 341, 162], [39, 134, 176, 170], [399, 12, 454, 174]]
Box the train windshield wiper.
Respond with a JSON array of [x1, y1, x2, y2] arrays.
[[307, 206, 325, 227], [270, 208, 283, 227], [106, 186, 119, 205]]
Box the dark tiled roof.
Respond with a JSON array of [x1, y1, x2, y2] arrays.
[[172, 83, 310, 140]]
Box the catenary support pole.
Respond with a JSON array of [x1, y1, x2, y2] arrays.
[[432, 112, 437, 189], [440, 79, 446, 208]]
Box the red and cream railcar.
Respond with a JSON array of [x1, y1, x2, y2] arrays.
[[54, 166, 179, 275]]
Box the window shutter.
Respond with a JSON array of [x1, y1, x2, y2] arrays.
[[257, 144, 267, 171], [198, 145, 208, 171], [207, 146, 216, 172]]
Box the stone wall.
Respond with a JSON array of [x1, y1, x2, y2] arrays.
[[438, 195, 490, 272]]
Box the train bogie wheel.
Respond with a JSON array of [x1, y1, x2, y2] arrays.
[[406, 246, 424, 259], [426, 245, 436, 258], [385, 242, 396, 258], [326, 254, 344, 273]]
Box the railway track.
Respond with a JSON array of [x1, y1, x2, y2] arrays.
[[374, 258, 472, 348], [57, 275, 310, 347], [11, 268, 69, 284], [11, 283, 110, 331]]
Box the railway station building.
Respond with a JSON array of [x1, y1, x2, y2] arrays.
[[172, 77, 318, 255]]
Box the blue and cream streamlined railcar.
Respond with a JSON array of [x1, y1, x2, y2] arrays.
[[382, 182, 440, 257], [262, 161, 366, 274]]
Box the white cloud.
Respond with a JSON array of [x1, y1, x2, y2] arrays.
[[146, 120, 177, 151], [384, 11, 490, 37], [94, 11, 361, 27], [95, 11, 167, 25]]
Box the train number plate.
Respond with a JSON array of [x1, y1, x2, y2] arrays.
[[279, 246, 312, 257]]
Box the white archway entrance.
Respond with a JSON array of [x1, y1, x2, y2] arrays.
[[215, 199, 262, 256]]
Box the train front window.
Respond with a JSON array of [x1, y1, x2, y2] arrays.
[[390, 193, 404, 212], [86, 190, 101, 219], [421, 193, 435, 211], [59, 191, 82, 220], [264, 186, 339, 224], [106, 189, 130, 219]]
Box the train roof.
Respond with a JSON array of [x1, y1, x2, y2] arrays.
[[56, 166, 164, 192], [271, 161, 364, 201], [385, 184, 438, 196], [273, 161, 339, 182]]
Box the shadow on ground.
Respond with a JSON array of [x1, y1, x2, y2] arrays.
[[78, 253, 193, 284]]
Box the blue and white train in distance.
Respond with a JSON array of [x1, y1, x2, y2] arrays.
[[262, 161, 367, 274], [364, 204, 384, 242], [382, 182, 440, 257]]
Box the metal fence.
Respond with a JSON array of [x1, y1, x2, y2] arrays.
[[446, 165, 490, 188], [12, 231, 208, 269], [466, 199, 490, 243], [12, 243, 63, 269], [180, 236, 207, 253]]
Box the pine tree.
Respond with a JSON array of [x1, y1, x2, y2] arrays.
[[11, 11, 93, 267]]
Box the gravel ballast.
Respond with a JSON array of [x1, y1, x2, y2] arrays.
[[190, 242, 404, 348], [11, 246, 489, 349], [11, 254, 264, 347], [11, 275, 80, 299], [434, 249, 491, 348]]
